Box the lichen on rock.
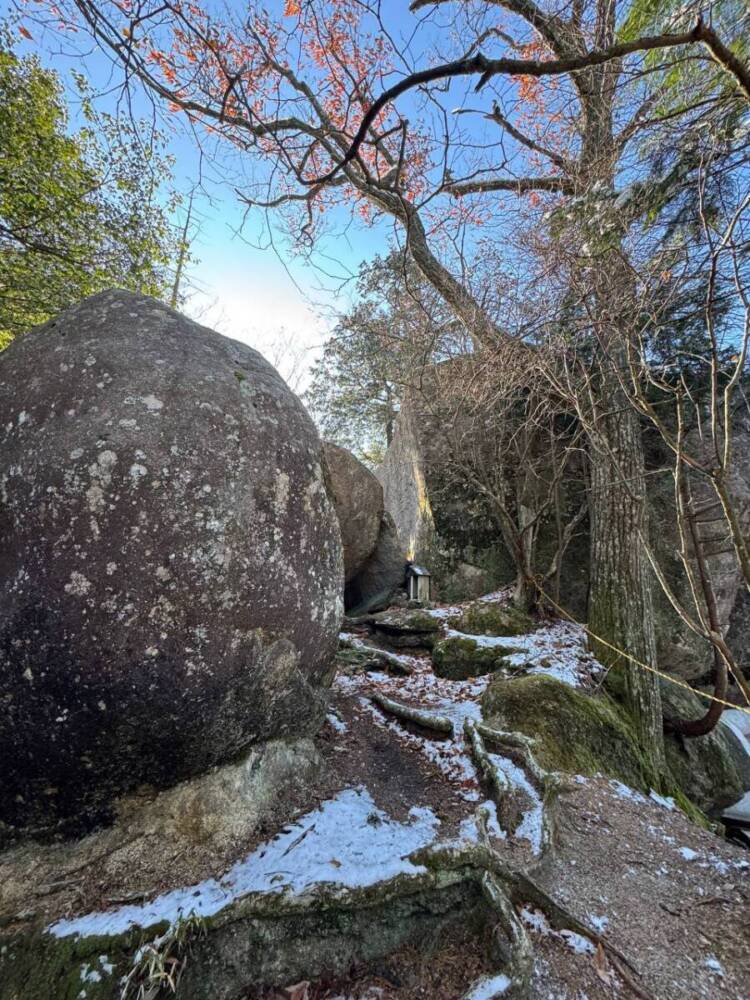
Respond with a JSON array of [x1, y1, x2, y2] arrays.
[[0, 290, 344, 837]]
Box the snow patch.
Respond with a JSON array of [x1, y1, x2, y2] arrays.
[[463, 973, 512, 998], [446, 619, 601, 688], [490, 752, 544, 855], [609, 780, 646, 804], [47, 787, 440, 939], [649, 791, 676, 811], [326, 712, 348, 734], [520, 907, 595, 956]]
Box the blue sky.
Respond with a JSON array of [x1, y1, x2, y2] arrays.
[[6, 0, 542, 381], [6, 1, 410, 383]]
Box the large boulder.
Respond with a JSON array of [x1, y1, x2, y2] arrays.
[[448, 602, 534, 637], [0, 290, 343, 836], [323, 442, 383, 581], [659, 681, 746, 814], [432, 636, 524, 680], [481, 675, 653, 792]]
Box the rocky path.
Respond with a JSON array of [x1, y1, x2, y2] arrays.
[[2, 595, 749, 1000]]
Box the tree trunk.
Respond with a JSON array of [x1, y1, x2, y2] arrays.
[[588, 381, 666, 775]]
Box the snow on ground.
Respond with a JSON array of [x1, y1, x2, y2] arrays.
[[520, 907, 595, 956], [336, 600, 601, 851], [48, 787, 441, 939], [424, 605, 462, 619], [335, 641, 493, 797], [489, 752, 544, 855], [462, 972, 512, 998], [327, 712, 348, 733], [445, 619, 602, 689], [356, 693, 481, 793]]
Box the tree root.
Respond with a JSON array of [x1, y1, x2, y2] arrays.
[[370, 692, 454, 733], [464, 717, 510, 804], [339, 637, 414, 675], [410, 839, 652, 999], [464, 719, 560, 857]]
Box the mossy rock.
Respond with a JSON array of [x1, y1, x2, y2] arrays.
[[0, 879, 485, 999], [481, 674, 655, 791], [432, 637, 524, 681], [371, 609, 440, 648], [335, 646, 390, 674], [374, 609, 440, 633], [659, 680, 745, 814], [448, 603, 533, 638], [604, 669, 746, 815]]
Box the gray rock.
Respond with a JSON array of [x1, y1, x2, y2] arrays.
[[660, 681, 745, 814], [370, 608, 440, 649], [323, 442, 383, 582], [0, 290, 343, 835], [376, 403, 435, 565], [345, 512, 406, 613]]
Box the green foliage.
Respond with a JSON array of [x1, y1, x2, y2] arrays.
[[0, 24, 183, 345]]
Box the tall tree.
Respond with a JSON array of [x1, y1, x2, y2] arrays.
[[0, 23, 183, 345]]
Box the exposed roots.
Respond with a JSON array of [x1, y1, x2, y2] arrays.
[[370, 692, 454, 733], [464, 719, 561, 858], [410, 838, 652, 999], [339, 637, 414, 675]]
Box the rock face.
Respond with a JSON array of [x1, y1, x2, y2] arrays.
[[323, 442, 383, 581], [0, 290, 343, 835], [344, 512, 406, 614], [659, 681, 746, 814], [377, 402, 435, 566]]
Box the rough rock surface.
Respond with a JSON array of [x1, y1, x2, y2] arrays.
[[370, 609, 441, 649], [0, 290, 343, 835], [659, 681, 746, 814], [376, 401, 436, 567], [323, 442, 383, 581], [448, 602, 533, 637], [345, 512, 406, 614]]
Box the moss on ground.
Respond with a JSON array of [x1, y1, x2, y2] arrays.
[[0, 926, 134, 1000], [481, 674, 656, 791], [481, 674, 718, 828], [432, 637, 524, 681], [448, 603, 533, 638], [604, 668, 742, 819]]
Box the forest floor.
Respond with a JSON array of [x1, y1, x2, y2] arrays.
[[251, 602, 750, 1000]]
